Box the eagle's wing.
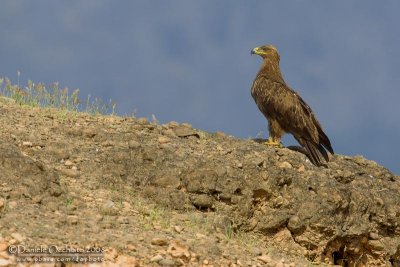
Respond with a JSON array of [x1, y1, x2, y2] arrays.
[[255, 76, 333, 165], [290, 90, 334, 154]]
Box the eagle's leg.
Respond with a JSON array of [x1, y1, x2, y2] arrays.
[[265, 119, 284, 147]]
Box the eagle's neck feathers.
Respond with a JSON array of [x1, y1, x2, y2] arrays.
[[258, 58, 285, 85]]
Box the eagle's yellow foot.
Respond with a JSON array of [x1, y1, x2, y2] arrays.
[[264, 138, 283, 148]]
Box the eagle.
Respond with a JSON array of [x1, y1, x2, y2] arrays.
[[250, 44, 334, 166]]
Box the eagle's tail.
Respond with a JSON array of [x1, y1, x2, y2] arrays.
[[299, 139, 329, 167], [315, 124, 334, 155]]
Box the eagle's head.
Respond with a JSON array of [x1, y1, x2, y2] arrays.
[[251, 44, 280, 61]]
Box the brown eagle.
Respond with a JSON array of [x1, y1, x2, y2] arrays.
[[250, 44, 334, 166]]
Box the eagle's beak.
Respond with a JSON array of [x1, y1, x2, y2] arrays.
[[251, 47, 260, 55]]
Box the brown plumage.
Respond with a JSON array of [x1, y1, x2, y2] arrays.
[[250, 44, 334, 166]]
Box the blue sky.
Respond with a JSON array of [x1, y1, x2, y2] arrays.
[[1, 1, 399, 174]]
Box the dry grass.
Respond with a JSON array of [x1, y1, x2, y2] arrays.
[[0, 76, 116, 116]]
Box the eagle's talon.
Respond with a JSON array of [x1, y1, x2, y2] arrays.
[[264, 138, 283, 148]]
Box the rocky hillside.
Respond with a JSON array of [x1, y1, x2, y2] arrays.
[[0, 97, 399, 267]]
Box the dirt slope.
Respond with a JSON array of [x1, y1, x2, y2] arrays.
[[0, 97, 399, 267]]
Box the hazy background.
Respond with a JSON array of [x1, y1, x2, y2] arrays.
[[1, 1, 399, 174]]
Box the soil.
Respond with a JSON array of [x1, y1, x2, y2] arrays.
[[0, 97, 399, 267]]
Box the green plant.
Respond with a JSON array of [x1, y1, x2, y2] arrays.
[[65, 198, 74, 206]]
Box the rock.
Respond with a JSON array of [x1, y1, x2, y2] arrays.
[[367, 240, 385, 251], [158, 136, 170, 144], [103, 200, 115, 209], [158, 258, 180, 266], [353, 155, 367, 165], [184, 169, 219, 193], [249, 217, 258, 230], [168, 191, 191, 210], [287, 216, 304, 234], [0, 198, 3, 209], [67, 215, 79, 225], [195, 233, 206, 239], [59, 168, 79, 178], [167, 241, 190, 259], [22, 141, 33, 147], [253, 188, 272, 200], [137, 117, 149, 124], [173, 125, 199, 138], [375, 197, 384, 206], [125, 244, 136, 251], [278, 161, 292, 169], [277, 176, 292, 186], [64, 160, 73, 166], [297, 165, 305, 172], [174, 225, 183, 233], [49, 185, 63, 197], [0, 259, 11, 267], [369, 232, 379, 240], [101, 141, 115, 147], [181, 123, 192, 128], [257, 211, 290, 233], [150, 254, 164, 262], [1, 141, 62, 201], [152, 176, 180, 188], [101, 200, 118, 216], [190, 194, 214, 208], [151, 237, 168, 246], [273, 196, 284, 208], [258, 254, 272, 264], [11, 232, 25, 243], [162, 128, 176, 138], [142, 148, 158, 162], [0, 243, 8, 252]]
